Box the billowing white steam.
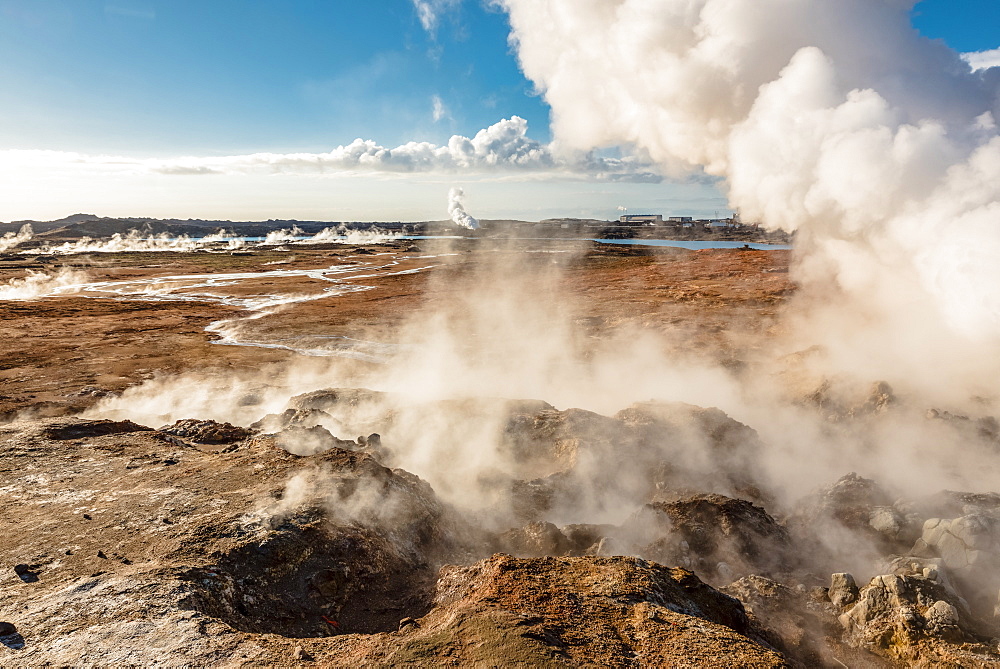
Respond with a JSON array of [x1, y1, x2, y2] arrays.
[[47, 1, 1000, 555], [262, 225, 304, 245], [20, 225, 399, 255], [199, 229, 246, 250], [261, 225, 401, 246], [299, 225, 401, 245], [0, 224, 33, 252], [447, 187, 480, 230], [30, 229, 244, 255], [0, 268, 89, 300], [500, 0, 1000, 404]]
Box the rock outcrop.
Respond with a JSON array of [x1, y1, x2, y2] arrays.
[[0, 416, 799, 666], [723, 575, 882, 668], [836, 565, 997, 667], [338, 554, 789, 667], [0, 416, 471, 664], [4, 400, 1000, 667], [912, 512, 1000, 617], [160, 418, 251, 444], [620, 494, 793, 584]]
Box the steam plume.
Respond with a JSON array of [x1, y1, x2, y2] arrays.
[[447, 187, 480, 230], [0, 268, 89, 300], [300, 225, 401, 245], [262, 225, 304, 245], [30, 229, 243, 255], [500, 0, 1000, 404], [0, 224, 33, 252]]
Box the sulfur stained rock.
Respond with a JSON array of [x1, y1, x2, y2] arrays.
[[722, 575, 878, 668], [839, 571, 998, 666], [829, 572, 859, 608], [355, 554, 790, 668], [913, 513, 1000, 617]]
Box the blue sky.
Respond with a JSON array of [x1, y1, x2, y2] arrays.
[[911, 0, 1000, 52], [0, 0, 996, 222], [0, 0, 550, 156]]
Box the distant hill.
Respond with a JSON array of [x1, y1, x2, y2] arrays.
[[538, 217, 609, 226], [0, 213, 102, 234], [37, 219, 222, 239], [1, 213, 789, 243], [1, 214, 560, 239], [2, 214, 368, 240]]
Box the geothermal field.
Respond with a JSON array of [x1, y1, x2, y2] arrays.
[[3, 0, 1000, 667], [1, 221, 998, 667]]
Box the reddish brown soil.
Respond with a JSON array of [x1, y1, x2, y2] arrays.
[[0, 241, 792, 420]]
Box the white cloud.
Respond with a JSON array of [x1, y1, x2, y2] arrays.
[[962, 48, 1000, 72], [432, 95, 450, 122], [412, 0, 460, 35], [0, 117, 659, 184]]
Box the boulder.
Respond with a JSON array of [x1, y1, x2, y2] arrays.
[[249, 408, 340, 434], [273, 425, 358, 456], [839, 569, 997, 665], [908, 490, 1000, 520], [287, 387, 391, 414], [620, 494, 793, 584], [559, 523, 618, 555], [723, 575, 874, 668], [159, 419, 250, 444], [794, 473, 893, 531], [912, 513, 1000, 617], [615, 401, 772, 503], [41, 418, 151, 440], [497, 521, 572, 557], [502, 401, 773, 525], [787, 473, 917, 573], [829, 573, 858, 608]]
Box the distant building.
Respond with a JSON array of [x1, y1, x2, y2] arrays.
[[667, 216, 693, 223], [619, 214, 663, 225]]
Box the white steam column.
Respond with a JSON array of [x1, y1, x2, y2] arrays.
[[447, 187, 480, 230]]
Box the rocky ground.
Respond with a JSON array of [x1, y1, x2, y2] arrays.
[[3, 401, 999, 666], [2, 240, 998, 666]]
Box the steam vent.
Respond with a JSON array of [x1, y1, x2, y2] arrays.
[[4, 0, 1000, 666]]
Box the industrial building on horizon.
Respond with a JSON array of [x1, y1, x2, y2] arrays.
[[619, 212, 749, 228]]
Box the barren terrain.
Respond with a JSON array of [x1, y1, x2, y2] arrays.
[[3, 238, 999, 667], [0, 240, 791, 420]]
